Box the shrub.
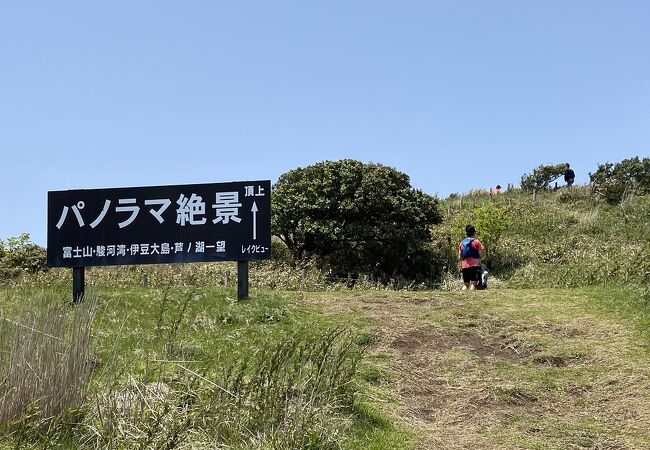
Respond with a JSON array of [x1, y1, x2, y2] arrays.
[[0, 234, 47, 279], [429, 228, 458, 277], [521, 163, 567, 191], [272, 159, 442, 282], [473, 204, 510, 260], [590, 156, 650, 204]]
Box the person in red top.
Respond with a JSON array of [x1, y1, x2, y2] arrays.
[[458, 224, 485, 290]]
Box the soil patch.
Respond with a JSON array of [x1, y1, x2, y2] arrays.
[[302, 290, 650, 449], [390, 325, 537, 361]]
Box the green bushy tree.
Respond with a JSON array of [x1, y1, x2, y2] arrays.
[[521, 163, 567, 191], [473, 204, 510, 258], [0, 233, 47, 278], [589, 156, 650, 204], [272, 160, 442, 282]]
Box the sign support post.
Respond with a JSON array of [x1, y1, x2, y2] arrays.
[[237, 260, 249, 300], [73, 267, 85, 303]]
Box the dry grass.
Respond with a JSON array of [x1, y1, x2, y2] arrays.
[[78, 325, 363, 449], [0, 288, 367, 448], [302, 289, 650, 449], [0, 292, 96, 429]]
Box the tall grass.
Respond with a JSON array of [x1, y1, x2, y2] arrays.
[[0, 291, 96, 433], [11, 260, 409, 293], [80, 326, 363, 449], [0, 287, 366, 449], [440, 186, 650, 288]]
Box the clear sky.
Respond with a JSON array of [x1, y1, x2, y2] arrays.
[[1, 1, 648, 246]]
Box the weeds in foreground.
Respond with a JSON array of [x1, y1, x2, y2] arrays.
[[80, 325, 363, 449], [0, 292, 96, 434], [0, 288, 366, 449]]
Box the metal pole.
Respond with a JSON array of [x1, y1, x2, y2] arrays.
[[73, 267, 85, 303], [237, 261, 249, 300]]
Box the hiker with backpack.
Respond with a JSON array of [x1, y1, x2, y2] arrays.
[[459, 224, 485, 290], [564, 163, 575, 187]]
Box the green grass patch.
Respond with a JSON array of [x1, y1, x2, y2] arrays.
[[0, 285, 387, 449]]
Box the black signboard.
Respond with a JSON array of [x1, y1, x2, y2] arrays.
[[47, 180, 271, 268]]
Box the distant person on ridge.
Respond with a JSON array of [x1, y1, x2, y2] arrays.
[[458, 224, 485, 291], [564, 163, 575, 188]]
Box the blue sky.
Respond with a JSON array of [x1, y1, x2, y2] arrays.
[[1, 1, 648, 246]]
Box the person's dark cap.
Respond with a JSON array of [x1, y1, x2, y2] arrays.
[[465, 224, 476, 236]]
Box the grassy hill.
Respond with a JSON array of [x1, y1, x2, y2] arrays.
[[1, 186, 649, 449], [1, 285, 649, 449], [306, 286, 650, 449], [3, 185, 648, 293], [0, 286, 386, 449], [436, 185, 650, 289]]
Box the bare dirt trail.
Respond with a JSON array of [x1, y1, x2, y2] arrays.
[[301, 290, 650, 449]]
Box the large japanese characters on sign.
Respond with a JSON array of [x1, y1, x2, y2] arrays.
[[47, 180, 271, 267]]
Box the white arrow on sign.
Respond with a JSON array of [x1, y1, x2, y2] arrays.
[[251, 201, 258, 240]]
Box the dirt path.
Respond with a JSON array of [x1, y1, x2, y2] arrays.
[[301, 289, 650, 449]]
